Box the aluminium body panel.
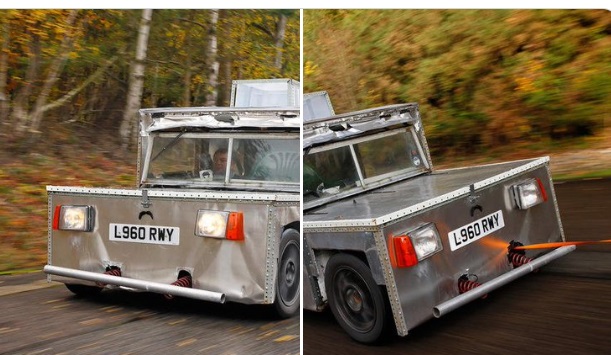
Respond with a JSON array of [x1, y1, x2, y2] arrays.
[[47, 187, 299, 304], [303, 91, 335, 121], [304, 158, 548, 227], [303, 158, 564, 335], [138, 107, 301, 133], [230, 78, 300, 108]]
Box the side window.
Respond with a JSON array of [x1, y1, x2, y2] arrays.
[[355, 131, 422, 179], [236, 139, 300, 183], [304, 146, 359, 197], [149, 136, 197, 178]]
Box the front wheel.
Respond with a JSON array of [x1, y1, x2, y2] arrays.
[[65, 284, 102, 297], [325, 253, 391, 344], [274, 228, 300, 318]]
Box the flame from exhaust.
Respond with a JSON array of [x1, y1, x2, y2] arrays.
[[513, 239, 611, 250], [479, 236, 509, 249]]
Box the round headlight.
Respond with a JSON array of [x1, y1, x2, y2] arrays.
[[63, 208, 86, 230], [196, 212, 227, 238]]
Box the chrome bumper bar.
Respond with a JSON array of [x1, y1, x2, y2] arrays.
[[433, 245, 575, 318], [44, 265, 226, 304]]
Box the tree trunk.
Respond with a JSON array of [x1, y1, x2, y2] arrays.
[[204, 9, 219, 106], [222, 58, 232, 106], [274, 13, 288, 74], [0, 17, 10, 127], [28, 10, 78, 133], [120, 9, 153, 150], [182, 12, 194, 107], [12, 34, 41, 131], [183, 56, 192, 106], [41, 56, 119, 113]]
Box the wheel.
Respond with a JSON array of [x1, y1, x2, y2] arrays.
[[325, 253, 391, 343], [65, 284, 102, 297], [274, 228, 300, 318]]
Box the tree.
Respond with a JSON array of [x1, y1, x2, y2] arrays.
[[120, 9, 152, 149], [27, 10, 78, 133], [273, 11, 288, 72], [0, 11, 10, 123], [204, 9, 219, 106]]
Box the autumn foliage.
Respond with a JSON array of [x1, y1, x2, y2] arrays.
[[0, 9, 299, 145], [304, 10, 610, 156]]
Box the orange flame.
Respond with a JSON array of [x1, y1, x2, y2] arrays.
[[513, 239, 611, 250]]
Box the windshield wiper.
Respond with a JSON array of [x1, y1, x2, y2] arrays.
[[151, 130, 186, 162]]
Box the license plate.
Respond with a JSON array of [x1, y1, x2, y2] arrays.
[[109, 223, 180, 245], [448, 210, 505, 251]]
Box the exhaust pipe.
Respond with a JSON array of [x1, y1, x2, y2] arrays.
[[433, 245, 575, 318], [508, 251, 533, 268], [96, 267, 122, 287], [458, 275, 487, 299], [44, 265, 225, 304], [165, 273, 193, 300]]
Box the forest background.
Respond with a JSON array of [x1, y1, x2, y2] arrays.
[[0, 9, 299, 272], [304, 9, 610, 165]]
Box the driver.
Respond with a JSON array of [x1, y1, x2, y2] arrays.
[[213, 148, 239, 177]]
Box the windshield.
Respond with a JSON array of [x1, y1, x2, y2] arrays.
[[304, 128, 427, 204], [145, 133, 300, 189]]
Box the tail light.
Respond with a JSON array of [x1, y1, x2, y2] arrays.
[[394, 236, 419, 267], [226, 212, 244, 241]]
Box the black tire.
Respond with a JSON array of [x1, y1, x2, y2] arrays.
[[65, 284, 102, 297], [274, 228, 300, 318], [325, 253, 391, 344]]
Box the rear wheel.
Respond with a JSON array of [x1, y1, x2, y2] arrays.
[[325, 253, 391, 344], [65, 284, 102, 297], [274, 228, 300, 318]]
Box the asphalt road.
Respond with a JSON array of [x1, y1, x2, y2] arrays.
[[304, 178, 611, 354], [0, 276, 299, 354]]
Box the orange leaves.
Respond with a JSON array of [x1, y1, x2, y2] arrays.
[[0, 149, 135, 272], [514, 60, 544, 94]]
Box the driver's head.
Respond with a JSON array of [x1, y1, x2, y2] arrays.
[[213, 148, 228, 174]]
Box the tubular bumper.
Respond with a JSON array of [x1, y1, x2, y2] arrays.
[[433, 245, 575, 318], [44, 265, 226, 304]]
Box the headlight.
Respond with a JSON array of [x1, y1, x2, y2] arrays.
[[393, 223, 442, 268], [195, 211, 229, 238], [195, 210, 244, 240], [410, 223, 443, 260], [53, 205, 95, 232], [511, 178, 547, 210]]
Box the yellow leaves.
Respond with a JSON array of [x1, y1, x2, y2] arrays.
[[165, 24, 187, 48], [304, 61, 318, 77], [192, 74, 204, 85], [514, 60, 544, 94]]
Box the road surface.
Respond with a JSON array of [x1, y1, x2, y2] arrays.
[[0, 274, 299, 354]]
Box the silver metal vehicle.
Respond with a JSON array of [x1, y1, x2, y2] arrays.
[[44, 79, 301, 318], [302, 94, 573, 342]]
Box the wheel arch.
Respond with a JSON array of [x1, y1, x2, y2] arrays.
[[283, 221, 300, 233]]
